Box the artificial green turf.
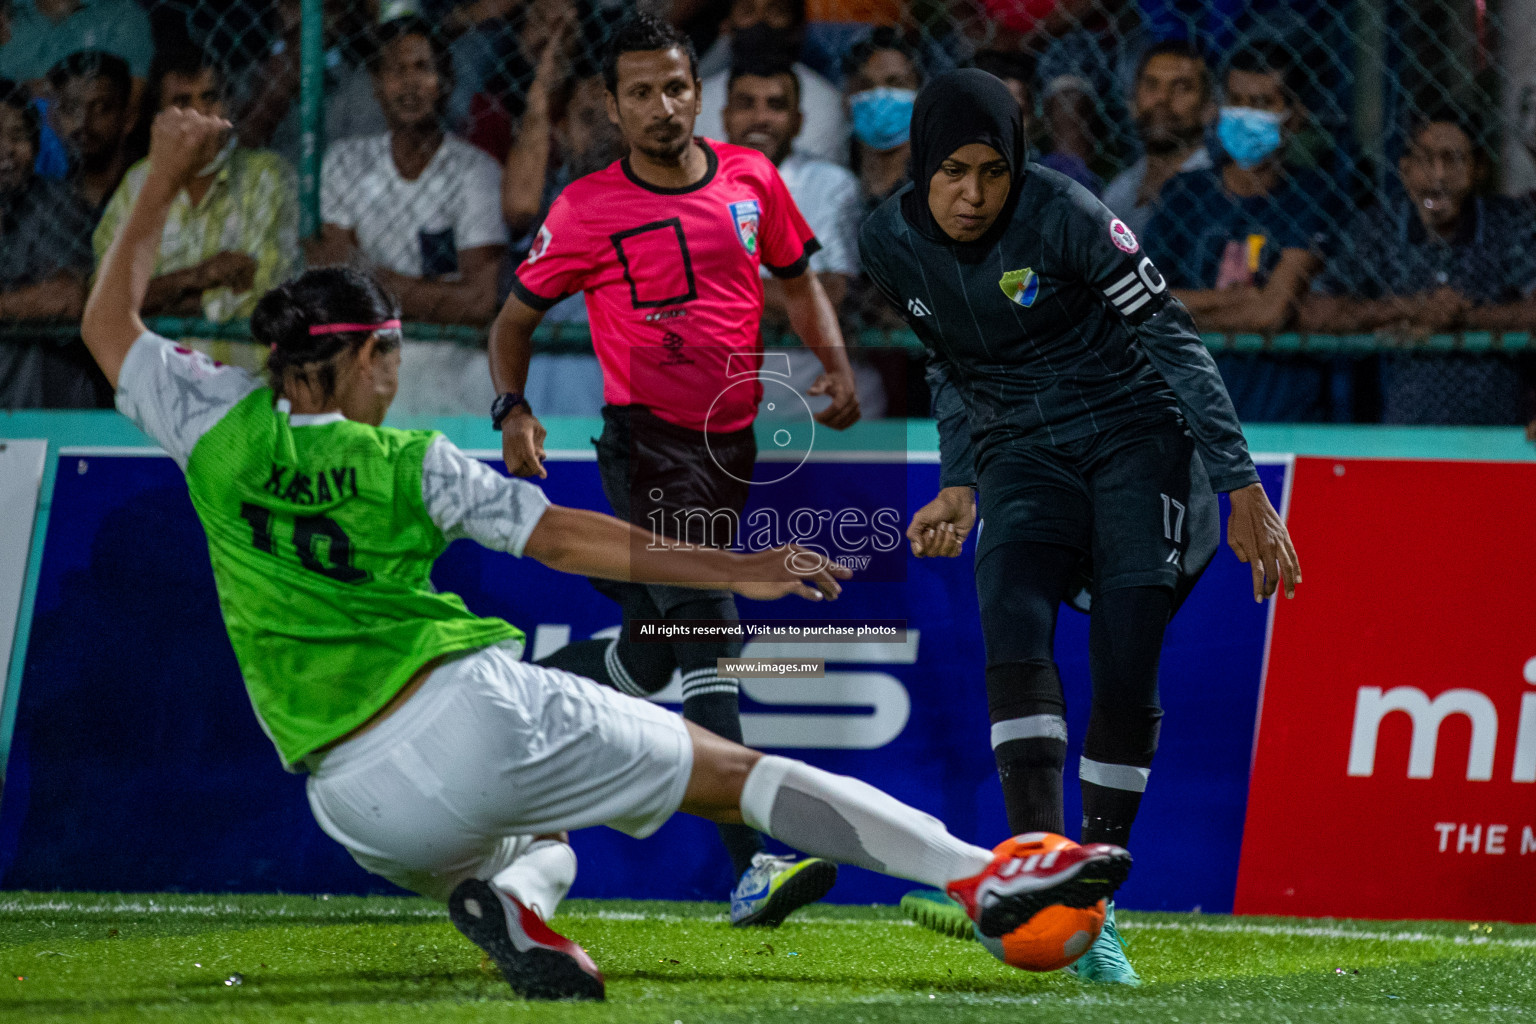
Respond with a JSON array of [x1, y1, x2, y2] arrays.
[[1, 892, 1532, 1022]]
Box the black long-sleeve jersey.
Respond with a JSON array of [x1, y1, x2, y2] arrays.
[[859, 164, 1259, 493]]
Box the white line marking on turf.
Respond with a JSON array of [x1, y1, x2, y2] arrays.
[[5, 899, 1530, 948], [0, 899, 445, 919], [584, 910, 914, 926], [1120, 919, 1536, 949], [0, 899, 911, 928]]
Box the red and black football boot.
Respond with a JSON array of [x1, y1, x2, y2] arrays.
[[448, 878, 604, 1000], [947, 835, 1132, 938]]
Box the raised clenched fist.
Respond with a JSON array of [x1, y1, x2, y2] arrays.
[[148, 107, 232, 189]]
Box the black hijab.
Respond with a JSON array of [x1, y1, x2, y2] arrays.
[[900, 68, 1029, 252]]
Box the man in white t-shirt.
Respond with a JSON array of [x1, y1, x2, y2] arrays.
[[695, 8, 848, 165], [722, 51, 886, 416], [312, 17, 506, 326]]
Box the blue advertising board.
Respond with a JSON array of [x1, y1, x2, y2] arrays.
[[0, 446, 1286, 912]]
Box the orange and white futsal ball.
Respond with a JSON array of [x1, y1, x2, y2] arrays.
[[974, 833, 1106, 972]]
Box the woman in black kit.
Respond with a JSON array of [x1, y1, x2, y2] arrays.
[[858, 69, 1301, 984]]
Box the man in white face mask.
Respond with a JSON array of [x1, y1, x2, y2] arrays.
[[93, 47, 297, 324]]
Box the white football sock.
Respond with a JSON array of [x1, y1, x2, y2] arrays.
[[739, 755, 992, 889], [492, 838, 577, 920]]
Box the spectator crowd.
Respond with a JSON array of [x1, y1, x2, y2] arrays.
[[0, 0, 1533, 428]]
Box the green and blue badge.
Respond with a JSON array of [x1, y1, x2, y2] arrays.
[[999, 267, 1040, 307]]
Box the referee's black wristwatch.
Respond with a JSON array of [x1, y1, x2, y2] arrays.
[[491, 392, 530, 430]]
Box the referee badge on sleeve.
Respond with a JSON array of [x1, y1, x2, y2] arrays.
[[728, 199, 761, 255], [527, 224, 554, 263], [999, 267, 1040, 307]]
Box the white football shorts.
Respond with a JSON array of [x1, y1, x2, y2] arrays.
[[304, 642, 694, 900]]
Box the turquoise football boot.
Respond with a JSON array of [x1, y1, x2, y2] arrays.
[[1065, 901, 1142, 986], [730, 853, 838, 927], [899, 889, 976, 941]]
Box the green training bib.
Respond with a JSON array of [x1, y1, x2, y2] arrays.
[[184, 390, 521, 767]]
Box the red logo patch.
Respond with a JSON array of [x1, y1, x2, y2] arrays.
[[1109, 219, 1139, 254], [527, 224, 553, 264]]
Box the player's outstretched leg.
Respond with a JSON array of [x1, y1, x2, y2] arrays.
[[540, 589, 838, 927], [683, 727, 1131, 941]]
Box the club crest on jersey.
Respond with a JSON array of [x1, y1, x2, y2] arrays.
[[999, 267, 1041, 307], [728, 199, 761, 255], [1109, 218, 1139, 253]]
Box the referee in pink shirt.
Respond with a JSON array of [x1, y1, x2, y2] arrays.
[[486, 12, 859, 926]]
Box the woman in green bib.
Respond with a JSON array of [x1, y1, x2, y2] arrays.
[[79, 107, 1132, 1002]]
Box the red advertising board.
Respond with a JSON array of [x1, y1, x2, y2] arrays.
[[1236, 456, 1536, 923]]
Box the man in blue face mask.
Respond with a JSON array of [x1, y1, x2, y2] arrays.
[[842, 28, 921, 220], [1142, 41, 1348, 422]]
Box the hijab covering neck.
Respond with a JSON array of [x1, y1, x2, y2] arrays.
[[901, 68, 1029, 251]]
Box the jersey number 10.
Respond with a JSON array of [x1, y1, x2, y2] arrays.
[[239, 502, 372, 584]]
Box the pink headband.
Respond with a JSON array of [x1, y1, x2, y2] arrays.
[[307, 319, 402, 337]]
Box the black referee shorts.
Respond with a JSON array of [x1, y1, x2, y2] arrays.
[[592, 404, 757, 615], [973, 412, 1219, 606]]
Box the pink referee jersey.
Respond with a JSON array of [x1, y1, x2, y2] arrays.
[[510, 139, 819, 432]]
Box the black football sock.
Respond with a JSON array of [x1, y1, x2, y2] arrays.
[[537, 633, 678, 695], [538, 578, 677, 695], [987, 660, 1068, 836], [1080, 586, 1171, 849], [997, 739, 1068, 836], [682, 688, 766, 878], [667, 595, 765, 879], [1079, 780, 1146, 849], [535, 639, 611, 683], [974, 542, 1079, 838]]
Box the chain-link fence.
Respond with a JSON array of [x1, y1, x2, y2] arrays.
[[0, 0, 1533, 422]]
